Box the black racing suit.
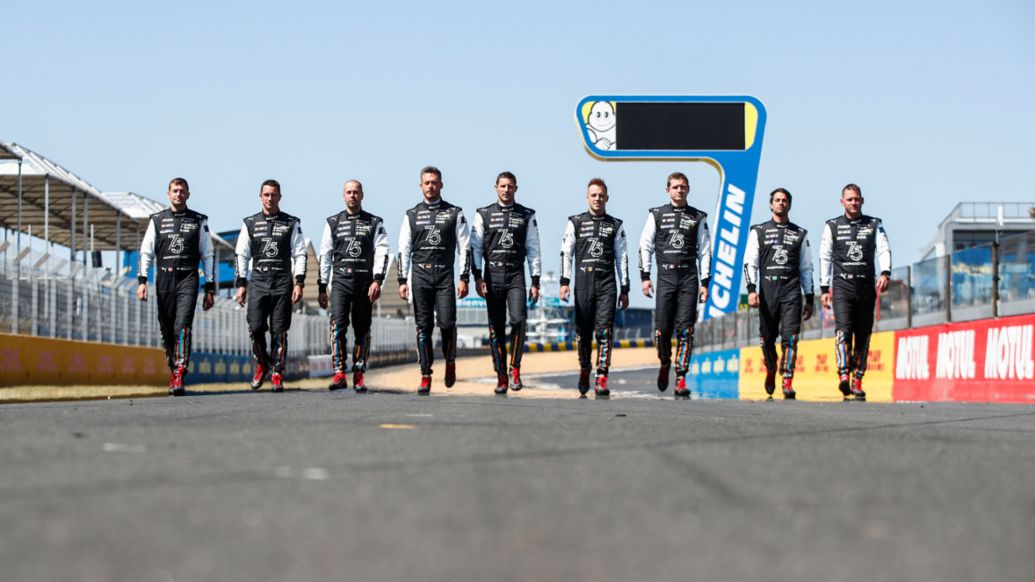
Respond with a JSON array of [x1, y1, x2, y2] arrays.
[[819, 214, 892, 379], [137, 208, 215, 373], [235, 211, 308, 375], [638, 204, 712, 377], [743, 220, 814, 379], [318, 209, 390, 374], [560, 212, 630, 375], [470, 202, 542, 377], [397, 199, 471, 377]]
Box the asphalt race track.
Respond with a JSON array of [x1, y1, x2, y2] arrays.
[[1, 369, 1033, 582]]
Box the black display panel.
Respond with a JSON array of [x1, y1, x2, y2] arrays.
[[615, 102, 745, 151]]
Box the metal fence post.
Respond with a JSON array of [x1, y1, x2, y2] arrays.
[[944, 254, 952, 323], [905, 265, 912, 329], [991, 242, 1000, 319]]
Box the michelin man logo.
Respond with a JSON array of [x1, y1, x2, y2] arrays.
[[584, 101, 617, 151]]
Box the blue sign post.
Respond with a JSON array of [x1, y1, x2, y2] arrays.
[[575, 95, 767, 319]]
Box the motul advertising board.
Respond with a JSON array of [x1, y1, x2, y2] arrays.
[[894, 314, 1035, 403]]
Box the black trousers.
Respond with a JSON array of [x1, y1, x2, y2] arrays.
[[758, 277, 803, 379], [247, 276, 294, 374], [654, 269, 699, 376], [832, 278, 876, 378], [574, 271, 617, 375], [156, 271, 199, 372], [330, 276, 374, 374], [411, 265, 457, 376], [485, 269, 527, 376]]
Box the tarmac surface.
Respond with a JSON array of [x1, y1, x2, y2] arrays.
[[1, 367, 1034, 582]]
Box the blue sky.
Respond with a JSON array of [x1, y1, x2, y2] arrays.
[[3, 0, 1033, 307]]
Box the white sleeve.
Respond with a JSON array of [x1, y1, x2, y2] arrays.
[[698, 219, 713, 280], [875, 220, 892, 275], [615, 223, 630, 292], [291, 222, 307, 281], [559, 219, 576, 284], [470, 211, 485, 278], [234, 222, 251, 284], [819, 223, 834, 289], [800, 237, 815, 296], [638, 212, 656, 280], [456, 210, 472, 280], [373, 218, 390, 282], [743, 227, 760, 291], [526, 211, 542, 280], [396, 215, 412, 283], [318, 221, 333, 286], [199, 219, 215, 285], [137, 219, 156, 282]]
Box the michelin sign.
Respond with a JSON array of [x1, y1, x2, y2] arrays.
[[576, 96, 767, 319]]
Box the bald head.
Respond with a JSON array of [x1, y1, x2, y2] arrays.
[[343, 179, 364, 213]]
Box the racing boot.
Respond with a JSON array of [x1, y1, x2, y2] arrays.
[[250, 364, 266, 390], [418, 375, 432, 395], [674, 375, 690, 399], [169, 366, 186, 397], [495, 373, 508, 395], [594, 375, 610, 398], [328, 372, 348, 391], [271, 372, 284, 393], [577, 368, 591, 396], [850, 377, 866, 401], [782, 377, 796, 400], [353, 372, 367, 393], [657, 364, 670, 392], [445, 362, 457, 388], [764, 370, 777, 397], [510, 366, 524, 391], [838, 373, 852, 400]]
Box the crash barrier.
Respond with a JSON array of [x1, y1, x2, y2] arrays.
[[679, 313, 1034, 403], [0, 333, 168, 386], [525, 338, 653, 353]]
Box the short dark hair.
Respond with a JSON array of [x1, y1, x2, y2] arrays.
[[770, 187, 792, 204], [666, 172, 689, 188], [842, 183, 861, 197], [420, 166, 442, 181], [168, 177, 189, 191], [260, 179, 281, 193], [496, 171, 517, 185], [587, 177, 607, 194]]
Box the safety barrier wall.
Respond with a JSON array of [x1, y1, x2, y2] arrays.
[[677, 315, 1033, 403], [0, 333, 168, 386]]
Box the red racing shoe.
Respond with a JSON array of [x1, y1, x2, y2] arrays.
[[838, 374, 852, 400], [271, 372, 284, 392], [353, 372, 367, 393], [674, 376, 690, 399], [782, 377, 796, 400], [850, 377, 866, 401], [510, 367, 523, 391], [594, 375, 610, 398], [169, 366, 186, 397], [494, 374, 508, 395], [250, 364, 266, 390], [418, 375, 432, 395], [328, 372, 348, 391]]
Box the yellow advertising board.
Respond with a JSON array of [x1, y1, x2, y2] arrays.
[[0, 333, 167, 386], [738, 331, 895, 402]]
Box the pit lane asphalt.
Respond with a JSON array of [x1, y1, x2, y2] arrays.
[[1, 378, 1032, 582]]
